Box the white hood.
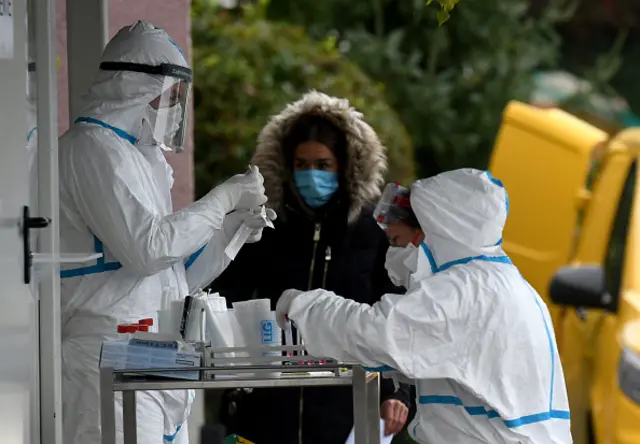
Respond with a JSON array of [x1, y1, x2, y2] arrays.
[[410, 168, 509, 271], [78, 21, 188, 140]]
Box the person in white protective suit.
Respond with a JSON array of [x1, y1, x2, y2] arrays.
[[57, 21, 274, 444], [276, 168, 573, 444]]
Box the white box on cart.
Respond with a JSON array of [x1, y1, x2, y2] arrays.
[[99, 337, 202, 381]]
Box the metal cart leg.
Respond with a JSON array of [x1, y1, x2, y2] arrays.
[[123, 390, 138, 444], [352, 367, 369, 444], [100, 367, 116, 444], [367, 373, 381, 443]]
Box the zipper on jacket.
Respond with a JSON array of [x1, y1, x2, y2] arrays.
[[299, 222, 322, 444], [322, 246, 331, 288], [300, 223, 322, 354], [306, 223, 322, 290], [298, 388, 304, 444]]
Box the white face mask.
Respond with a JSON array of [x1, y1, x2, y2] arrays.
[[385, 242, 434, 290], [385, 244, 420, 289], [140, 103, 183, 150]]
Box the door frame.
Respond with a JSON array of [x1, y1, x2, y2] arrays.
[[33, 0, 62, 442]]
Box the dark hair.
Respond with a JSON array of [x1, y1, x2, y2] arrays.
[[404, 209, 421, 229], [282, 115, 347, 170], [388, 200, 421, 229]]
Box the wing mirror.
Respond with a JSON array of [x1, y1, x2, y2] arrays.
[[549, 265, 615, 312]]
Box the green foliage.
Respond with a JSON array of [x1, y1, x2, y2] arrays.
[[266, 0, 572, 177], [191, 0, 415, 197], [427, 0, 461, 25]]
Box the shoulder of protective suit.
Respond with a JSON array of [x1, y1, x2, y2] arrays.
[[410, 264, 505, 306], [60, 125, 133, 168]]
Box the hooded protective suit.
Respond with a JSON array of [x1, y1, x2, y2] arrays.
[[279, 169, 572, 443], [58, 22, 266, 444]]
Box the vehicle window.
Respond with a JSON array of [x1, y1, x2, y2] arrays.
[[585, 141, 607, 192], [571, 142, 609, 257], [604, 161, 637, 306]]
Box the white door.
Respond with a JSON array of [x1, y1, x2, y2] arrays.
[[0, 0, 39, 443]]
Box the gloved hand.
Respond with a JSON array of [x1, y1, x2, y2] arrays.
[[208, 165, 267, 213], [276, 289, 304, 329], [223, 207, 277, 244]]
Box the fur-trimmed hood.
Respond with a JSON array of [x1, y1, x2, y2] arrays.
[[252, 91, 388, 223]]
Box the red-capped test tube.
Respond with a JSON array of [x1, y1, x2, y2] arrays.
[[117, 324, 138, 339], [138, 318, 154, 332]]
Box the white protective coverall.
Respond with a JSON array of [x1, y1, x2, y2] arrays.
[[282, 169, 572, 443], [58, 22, 266, 444]]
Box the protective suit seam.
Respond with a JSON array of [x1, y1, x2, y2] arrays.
[[417, 395, 570, 427], [184, 244, 207, 270], [60, 236, 123, 278], [75, 116, 137, 144], [163, 423, 183, 442]]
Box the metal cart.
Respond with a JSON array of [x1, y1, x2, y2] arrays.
[[99, 345, 381, 444]]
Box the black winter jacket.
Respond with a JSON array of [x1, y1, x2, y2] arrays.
[[209, 92, 411, 444], [211, 203, 410, 444]]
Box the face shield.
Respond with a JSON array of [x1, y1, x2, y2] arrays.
[[373, 181, 413, 230], [99, 61, 191, 152]]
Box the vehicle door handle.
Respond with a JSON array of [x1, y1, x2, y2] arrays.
[[21, 205, 51, 284], [575, 307, 588, 321]]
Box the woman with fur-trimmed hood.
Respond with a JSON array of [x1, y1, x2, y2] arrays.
[[210, 91, 411, 443]]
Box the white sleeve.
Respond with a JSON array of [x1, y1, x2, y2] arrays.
[[288, 271, 476, 380], [288, 289, 409, 371], [184, 231, 232, 293], [69, 138, 226, 277]]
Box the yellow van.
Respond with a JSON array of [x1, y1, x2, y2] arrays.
[[489, 101, 640, 444]]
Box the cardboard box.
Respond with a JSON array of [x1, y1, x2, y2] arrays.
[[100, 338, 201, 380]]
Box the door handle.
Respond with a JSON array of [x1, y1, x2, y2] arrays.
[[22, 205, 51, 284], [576, 307, 588, 321]]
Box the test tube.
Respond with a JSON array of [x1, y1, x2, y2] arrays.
[[199, 308, 206, 342]]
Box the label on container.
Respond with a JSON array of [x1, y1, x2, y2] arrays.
[[260, 320, 276, 344], [129, 338, 179, 349], [260, 319, 281, 359]]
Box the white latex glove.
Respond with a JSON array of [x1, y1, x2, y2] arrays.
[[223, 208, 277, 243], [208, 165, 267, 213], [276, 289, 304, 329]]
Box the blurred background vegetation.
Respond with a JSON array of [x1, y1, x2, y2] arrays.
[[193, 0, 639, 197], [191, 1, 640, 438], [192, 1, 415, 195]]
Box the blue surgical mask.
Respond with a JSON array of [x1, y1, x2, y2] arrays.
[[294, 169, 339, 208]]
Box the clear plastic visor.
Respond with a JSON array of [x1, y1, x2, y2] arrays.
[[98, 61, 192, 153], [373, 182, 412, 230], [149, 78, 190, 152]]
